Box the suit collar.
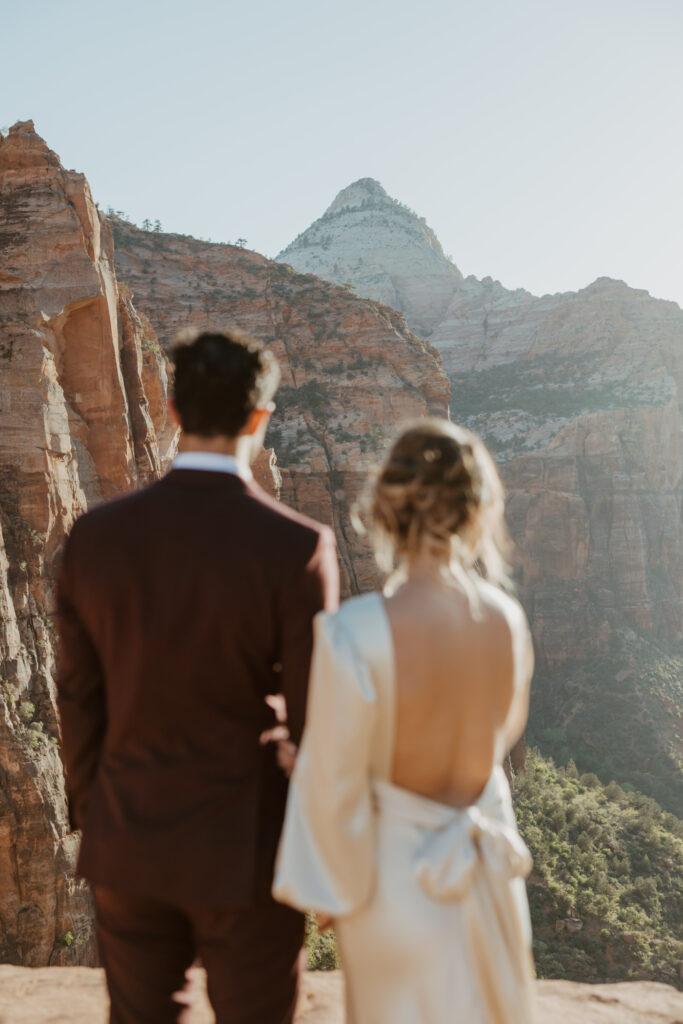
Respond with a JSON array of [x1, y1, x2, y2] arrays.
[[162, 468, 251, 491]]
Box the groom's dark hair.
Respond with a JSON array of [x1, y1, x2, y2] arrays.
[[171, 328, 280, 438]]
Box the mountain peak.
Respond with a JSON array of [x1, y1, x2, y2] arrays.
[[323, 178, 391, 216], [277, 178, 463, 336], [9, 119, 37, 136]]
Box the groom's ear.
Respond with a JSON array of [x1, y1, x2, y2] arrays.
[[242, 407, 271, 436]]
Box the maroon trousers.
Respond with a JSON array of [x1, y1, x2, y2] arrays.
[[94, 887, 305, 1024]]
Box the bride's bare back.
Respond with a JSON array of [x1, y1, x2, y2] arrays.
[[386, 572, 533, 808]]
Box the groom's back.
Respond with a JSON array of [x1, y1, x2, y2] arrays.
[[56, 327, 339, 1024], [58, 463, 337, 906], [70, 472, 319, 750]]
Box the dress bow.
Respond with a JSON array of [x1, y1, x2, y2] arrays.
[[414, 805, 532, 901]]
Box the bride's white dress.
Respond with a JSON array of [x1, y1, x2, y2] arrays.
[[273, 592, 535, 1024]]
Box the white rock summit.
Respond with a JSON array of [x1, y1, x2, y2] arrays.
[[276, 177, 463, 336]]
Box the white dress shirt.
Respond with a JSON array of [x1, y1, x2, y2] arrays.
[[172, 451, 253, 481]]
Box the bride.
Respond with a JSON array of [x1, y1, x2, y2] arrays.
[[273, 419, 536, 1024]]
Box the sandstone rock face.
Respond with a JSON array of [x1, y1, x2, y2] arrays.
[[112, 220, 450, 595], [252, 446, 281, 498], [3, 121, 679, 983], [276, 178, 463, 337], [0, 122, 177, 965], [444, 278, 683, 812]]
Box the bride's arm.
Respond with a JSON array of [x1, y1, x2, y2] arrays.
[[502, 600, 534, 753], [272, 610, 377, 917]]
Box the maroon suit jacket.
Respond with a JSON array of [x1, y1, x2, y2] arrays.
[[56, 468, 339, 906]]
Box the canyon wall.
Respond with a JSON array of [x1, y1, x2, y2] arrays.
[[0, 122, 177, 964], [439, 279, 683, 812], [443, 277, 683, 650]]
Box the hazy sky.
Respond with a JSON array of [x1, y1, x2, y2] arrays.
[[2, 0, 682, 306]]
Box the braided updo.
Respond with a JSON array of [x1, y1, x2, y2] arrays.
[[369, 418, 511, 588]]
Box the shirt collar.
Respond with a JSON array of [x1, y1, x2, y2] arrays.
[[172, 451, 253, 481]]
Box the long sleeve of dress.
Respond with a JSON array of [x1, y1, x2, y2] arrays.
[[273, 609, 378, 917]]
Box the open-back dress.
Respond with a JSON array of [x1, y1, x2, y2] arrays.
[[273, 592, 535, 1024]]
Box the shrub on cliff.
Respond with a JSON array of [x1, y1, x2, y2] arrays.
[[515, 749, 683, 987], [305, 915, 339, 971]]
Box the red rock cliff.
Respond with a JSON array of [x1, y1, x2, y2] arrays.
[[0, 122, 177, 964]]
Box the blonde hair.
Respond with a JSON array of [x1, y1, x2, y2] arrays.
[[367, 418, 512, 589]]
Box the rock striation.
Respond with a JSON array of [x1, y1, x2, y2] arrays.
[[277, 178, 463, 337], [112, 219, 450, 595], [0, 121, 177, 965]]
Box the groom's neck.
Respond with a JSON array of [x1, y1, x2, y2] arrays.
[[177, 432, 255, 476], [178, 432, 240, 457]]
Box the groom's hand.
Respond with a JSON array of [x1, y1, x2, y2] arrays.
[[275, 740, 298, 778], [260, 693, 289, 746], [258, 729, 298, 777], [172, 965, 202, 1022], [260, 694, 298, 776]]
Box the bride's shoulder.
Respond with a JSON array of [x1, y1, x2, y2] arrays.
[[312, 595, 387, 690], [314, 592, 385, 649], [471, 578, 529, 637], [317, 591, 383, 630]]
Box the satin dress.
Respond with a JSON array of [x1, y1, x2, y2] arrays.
[[273, 592, 535, 1024]]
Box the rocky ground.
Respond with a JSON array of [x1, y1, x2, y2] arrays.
[[0, 968, 681, 1023]]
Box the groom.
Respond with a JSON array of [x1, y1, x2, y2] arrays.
[[56, 328, 339, 1023]]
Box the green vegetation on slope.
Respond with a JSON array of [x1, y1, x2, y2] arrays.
[[305, 915, 340, 971], [304, 751, 683, 988], [516, 749, 683, 986]]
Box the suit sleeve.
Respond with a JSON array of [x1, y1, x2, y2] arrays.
[[55, 527, 107, 831], [278, 526, 339, 746]]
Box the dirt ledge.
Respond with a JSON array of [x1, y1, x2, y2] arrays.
[[0, 967, 681, 1023]]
